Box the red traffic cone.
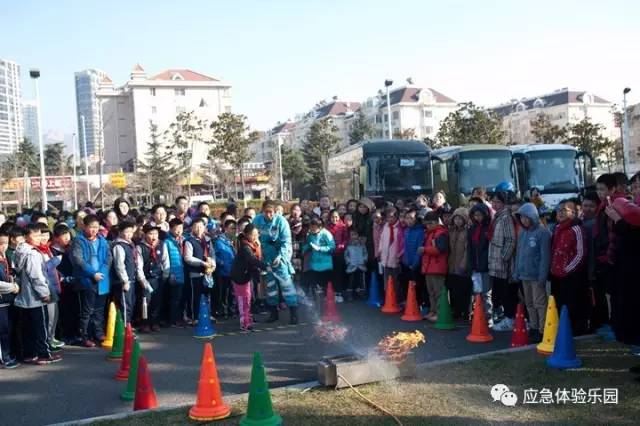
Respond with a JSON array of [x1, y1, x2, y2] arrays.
[[133, 356, 158, 411], [115, 324, 134, 381], [466, 294, 493, 343], [381, 275, 401, 314], [510, 303, 529, 348], [189, 343, 231, 421], [321, 282, 341, 323], [401, 281, 422, 321]]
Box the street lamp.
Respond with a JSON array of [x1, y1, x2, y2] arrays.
[[29, 69, 47, 211], [622, 87, 631, 175], [277, 136, 285, 200], [72, 133, 78, 210], [384, 79, 393, 139]]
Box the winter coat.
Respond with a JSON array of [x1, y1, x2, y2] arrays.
[[164, 234, 185, 285], [488, 207, 516, 280], [70, 232, 112, 294], [345, 243, 367, 273], [214, 234, 236, 278], [253, 213, 294, 276], [448, 207, 469, 276], [593, 191, 626, 265], [421, 225, 449, 275], [468, 203, 490, 273], [230, 239, 267, 284], [0, 259, 17, 307], [550, 218, 586, 278], [372, 222, 384, 260], [303, 229, 335, 272], [402, 223, 425, 271], [377, 221, 404, 269], [326, 221, 350, 255], [184, 235, 215, 278], [353, 211, 372, 238], [513, 203, 551, 284], [13, 242, 50, 308]]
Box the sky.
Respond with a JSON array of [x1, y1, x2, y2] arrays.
[[2, 0, 639, 135]]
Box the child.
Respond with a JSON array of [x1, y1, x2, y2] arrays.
[[402, 209, 425, 307], [230, 224, 269, 331], [421, 212, 449, 322], [0, 229, 20, 368], [184, 216, 216, 323], [111, 221, 141, 325], [447, 208, 471, 321], [303, 218, 335, 303], [136, 224, 169, 332], [377, 208, 404, 305], [344, 230, 367, 301], [513, 203, 551, 343], [214, 219, 237, 319], [14, 224, 61, 364], [326, 209, 349, 303], [6, 226, 25, 268], [50, 224, 77, 344], [35, 224, 64, 351], [164, 218, 186, 327], [468, 203, 491, 318]]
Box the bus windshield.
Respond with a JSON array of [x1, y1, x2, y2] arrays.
[[366, 155, 432, 194], [527, 150, 578, 193], [459, 150, 513, 194]]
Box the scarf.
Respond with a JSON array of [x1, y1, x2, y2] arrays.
[[388, 222, 395, 245], [37, 243, 61, 292], [246, 239, 262, 261]]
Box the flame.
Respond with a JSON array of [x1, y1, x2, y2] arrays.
[[314, 322, 349, 343], [376, 331, 426, 362]]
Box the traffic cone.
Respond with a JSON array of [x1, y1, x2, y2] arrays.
[[115, 324, 134, 381], [547, 305, 582, 369], [434, 288, 455, 330], [510, 303, 529, 347], [102, 302, 117, 349], [536, 295, 559, 355], [121, 340, 141, 401], [466, 294, 493, 343], [366, 273, 382, 307], [401, 281, 422, 322], [194, 295, 216, 339], [133, 356, 158, 411], [107, 310, 125, 360], [381, 276, 401, 314], [189, 343, 231, 421], [321, 282, 341, 323], [240, 352, 282, 426]]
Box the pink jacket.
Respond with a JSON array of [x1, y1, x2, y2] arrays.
[[377, 222, 405, 268], [372, 222, 384, 258]]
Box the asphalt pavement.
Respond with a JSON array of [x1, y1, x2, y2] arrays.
[[0, 302, 512, 426]]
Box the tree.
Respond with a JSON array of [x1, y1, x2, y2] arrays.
[[393, 128, 417, 140], [302, 117, 340, 195], [564, 117, 621, 172], [348, 112, 374, 145], [43, 142, 66, 175], [11, 137, 40, 177], [530, 113, 567, 144], [281, 144, 310, 197], [165, 111, 206, 197], [137, 122, 177, 202], [436, 102, 506, 146], [208, 113, 260, 205]]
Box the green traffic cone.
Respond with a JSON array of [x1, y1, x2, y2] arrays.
[[240, 352, 282, 426], [434, 288, 456, 330], [121, 340, 141, 401], [107, 310, 125, 360]]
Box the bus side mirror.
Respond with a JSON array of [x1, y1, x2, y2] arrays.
[[440, 163, 448, 182]]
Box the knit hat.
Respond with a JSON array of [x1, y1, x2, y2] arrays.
[[359, 197, 375, 211]]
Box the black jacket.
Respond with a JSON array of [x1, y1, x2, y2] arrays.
[[230, 241, 267, 284]]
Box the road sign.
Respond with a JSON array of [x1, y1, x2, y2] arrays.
[[110, 173, 127, 189]]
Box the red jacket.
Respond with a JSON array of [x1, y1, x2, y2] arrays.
[[326, 221, 350, 255], [550, 219, 586, 278], [421, 226, 449, 275]]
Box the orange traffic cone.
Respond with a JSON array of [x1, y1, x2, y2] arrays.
[[381, 275, 401, 314], [401, 281, 422, 321], [133, 356, 158, 411], [115, 324, 134, 381], [466, 294, 493, 343], [510, 303, 529, 347], [189, 343, 231, 421], [321, 282, 341, 323]]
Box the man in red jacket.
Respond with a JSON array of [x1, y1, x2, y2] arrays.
[[550, 199, 588, 335]]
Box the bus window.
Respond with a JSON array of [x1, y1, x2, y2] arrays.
[[459, 151, 513, 194]]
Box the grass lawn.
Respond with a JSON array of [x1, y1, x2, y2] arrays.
[[93, 338, 640, 425]]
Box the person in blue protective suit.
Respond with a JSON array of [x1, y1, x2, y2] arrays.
[[252, 200, 298, 324]]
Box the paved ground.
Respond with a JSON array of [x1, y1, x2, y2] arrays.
[[0, 302, 511, 426]]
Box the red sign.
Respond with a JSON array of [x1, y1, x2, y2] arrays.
[[30, 176, 73, 191]]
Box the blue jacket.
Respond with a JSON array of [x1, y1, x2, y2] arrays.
[[214, 234, 236, 278], [403, 223, 425, 270], [303, 229, 335, 272], [254, 213, 294, 276], [164, 234, 185, 285], [70, 233, 112, 294], [513, 203, 551, 284]]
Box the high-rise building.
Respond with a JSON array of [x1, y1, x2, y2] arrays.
[[22, 100, 39, 145], [0, 59, 23, 154], [74, 69, 109, 158]]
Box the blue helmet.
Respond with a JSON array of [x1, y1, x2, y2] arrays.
[[495, 181, 515, 192]]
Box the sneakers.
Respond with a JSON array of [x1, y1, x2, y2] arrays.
[[24, 354, 62, 365], [492, 317, 514, 332], [50, 338, 65, 348], [81, 339, 97, 348], [48, 345, 62, 353], [2, 358, 19, 369]]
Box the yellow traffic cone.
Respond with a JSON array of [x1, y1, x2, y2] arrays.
[[536, 295, 559, 355], [102, 302, 117, 349]]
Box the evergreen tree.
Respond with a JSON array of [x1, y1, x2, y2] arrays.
[[302, 117, 340, 195], [44, 142, 66, 175], [138, 122, 177, 202], [281, 144, 310, 197], [530, 112, 567, 144], [165, 111, 206, 197], [348, 112, 374, 145]]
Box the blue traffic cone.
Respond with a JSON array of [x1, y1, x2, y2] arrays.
[[547, 305, 582, 369], [194, 295, 216, 339], [366, 274, 382, 307]]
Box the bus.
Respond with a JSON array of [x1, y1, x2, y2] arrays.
[[431, 145, 515, 207], [510, 144, 596, 208], [327, 139, 433, 203]]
